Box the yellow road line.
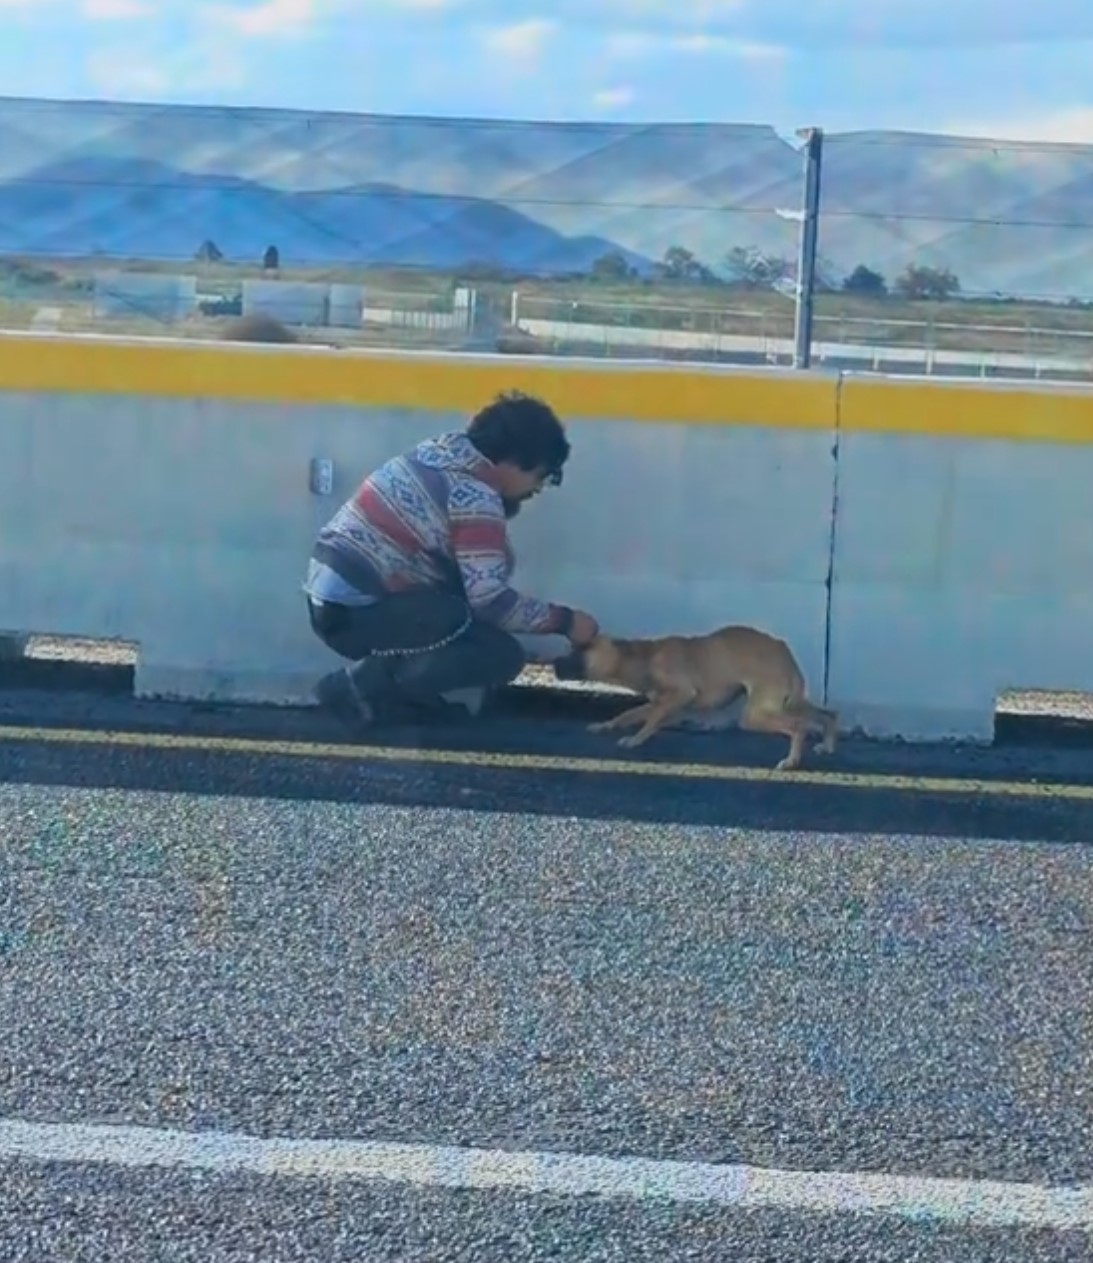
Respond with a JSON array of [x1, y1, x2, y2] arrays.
[[0, 723, 1090, 801]]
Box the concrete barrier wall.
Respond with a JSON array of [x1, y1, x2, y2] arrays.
[[0, 333, 837, 712], [829, 376, 1093, 740], [1, 331, 1091, 740]]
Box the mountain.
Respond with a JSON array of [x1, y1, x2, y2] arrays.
[[816, 131, 1093, 300], [1, 95, 1092, 297], [0, 157, 650, 274]]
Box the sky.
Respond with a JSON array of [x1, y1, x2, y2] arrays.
[[3, 0, 1093, 143]]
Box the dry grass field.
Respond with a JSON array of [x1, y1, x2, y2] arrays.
[[2, 255, 1092, 363]]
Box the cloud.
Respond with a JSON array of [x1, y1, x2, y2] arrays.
[[605, 30, 787, 62], [672, 34, 786, 60], [203, 0, 449, 39], [759, 3, 1093, 50], [202, 0, 322, 38], [86, 40, 246, 98], [594, 0, 745, 19], [732, 41, 787, 62], [82, 0, 152, 17], [85, 50, 169, 95], [939, 108, 1093, 145], [536, 2, 1093, 50], [480, 18, 556, 61], [0, 0, 150, 10], [203, 0, 461, 29], [592, 86, 635, 110], [602, 31, 656, 58]]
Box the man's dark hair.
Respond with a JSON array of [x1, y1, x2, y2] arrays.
[[466, 390, 570, 483]]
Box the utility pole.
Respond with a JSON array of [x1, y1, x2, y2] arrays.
[[792, 127, 824, 369]]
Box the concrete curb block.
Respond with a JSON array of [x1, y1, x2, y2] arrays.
[[3, 639, 1093, 746]]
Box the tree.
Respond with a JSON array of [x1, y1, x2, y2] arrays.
[[893, 263, 960, 301], [263, 244, 280, 270], [655, 245, 713, 284], [842, 264, 888, 298], [813, 256, 841, 294], [725, 245, 793, 290], [195, 239, 224, 262], [590, 250, 634, 282]]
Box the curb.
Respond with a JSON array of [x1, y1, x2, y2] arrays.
[[0, 653, 633, 724], [4, 650, 1093, 749]]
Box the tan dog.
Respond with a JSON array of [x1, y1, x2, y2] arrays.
[[553, 624, 838, 771]]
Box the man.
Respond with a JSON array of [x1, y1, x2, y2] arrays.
[[304, 390, 600, 730]]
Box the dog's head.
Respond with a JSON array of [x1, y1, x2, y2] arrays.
[[552, 635, 624, 685]]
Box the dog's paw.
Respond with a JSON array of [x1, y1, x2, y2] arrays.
[[587, 721, 612, 734], [814, 740, 835, 756], [617, 734, 645, 750], [774, 757, 800, 772]]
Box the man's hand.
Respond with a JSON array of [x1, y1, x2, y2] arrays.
[[568, 610, 600, 646]]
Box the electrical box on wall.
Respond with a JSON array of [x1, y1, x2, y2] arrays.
[[309, 458, 334, 496]]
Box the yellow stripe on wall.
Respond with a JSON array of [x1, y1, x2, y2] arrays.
[[840, 376, 1093, 444], [5, 333, 1093, 441], [0, 334, 837, 429]]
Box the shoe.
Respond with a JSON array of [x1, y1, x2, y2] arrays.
[[404, 695, 477, 725], [313, 667, 375, 734], [443, 687, 487, 717]]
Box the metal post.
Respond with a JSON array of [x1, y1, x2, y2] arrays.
[[793, 127, 824, 369]]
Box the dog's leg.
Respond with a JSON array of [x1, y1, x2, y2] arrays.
[[587, 702, 652, 734], [785, 699, 839, 756], [813, 705, 839, 755], [616, 689, 695, 749], [777, 723, 809, 772], [740, 703, 808, 771]]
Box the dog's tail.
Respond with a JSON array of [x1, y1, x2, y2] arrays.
[[782, 694, 838, 730]]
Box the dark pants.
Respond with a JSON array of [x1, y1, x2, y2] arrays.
[[308, 589, 525, 719]]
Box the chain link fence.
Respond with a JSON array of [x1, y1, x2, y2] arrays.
[[2, 98, 1093, 379]]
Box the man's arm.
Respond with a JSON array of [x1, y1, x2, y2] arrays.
[[449, 483, 574, 636]]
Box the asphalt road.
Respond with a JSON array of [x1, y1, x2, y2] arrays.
[[0, 687, 1091, 1260]]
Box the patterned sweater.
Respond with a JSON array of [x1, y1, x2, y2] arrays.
[[306, 432, 574, 636]]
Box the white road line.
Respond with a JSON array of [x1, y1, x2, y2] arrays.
[[0, 1118, 1089, 1231]]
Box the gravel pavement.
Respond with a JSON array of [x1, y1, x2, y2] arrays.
[[0, 689, 1090, 1260], [5, 381, 1093, 1256]]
